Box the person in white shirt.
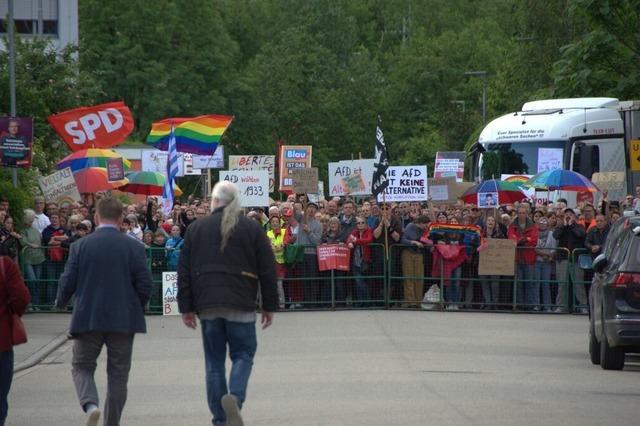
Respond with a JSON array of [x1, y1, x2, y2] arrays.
[[32, 196, 50, 234]]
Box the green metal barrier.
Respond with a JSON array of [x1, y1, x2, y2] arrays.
[[570, 248, 593, 314]]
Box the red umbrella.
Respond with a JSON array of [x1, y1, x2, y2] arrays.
[[73, 168, 128, 194]]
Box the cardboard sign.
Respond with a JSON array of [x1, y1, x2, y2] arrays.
[[0, 117, 34, 168], [308, 182, 325, 203], [328, 159, 375, 196], [434, 151, 465, 182], [290, 167, 318, 194], [37, 167, 82, 207], [107, 157, 125, 182], [192, 146, 225, 169], [279, 145, 312, 192], [376, 166, 428, 202], [141, 150, 185, 177], [317, 244, 351, 272], [591, 172, 625, 202], [428, 177, 457, 204], [478, 239, 516, 276], [229, 154, 275, 192], [451, 182, 476, 202], [162, 271, 179, 316], [219, 170, 269, 207]]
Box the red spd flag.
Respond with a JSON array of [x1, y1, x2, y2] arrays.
[[47, 101, 134, 151], [317, 244, 352, 272]]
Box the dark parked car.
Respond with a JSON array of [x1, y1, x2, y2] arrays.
[[589, 215, 640, 370]]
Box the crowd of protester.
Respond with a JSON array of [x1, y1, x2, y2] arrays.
[[0, 186, 629, 313]]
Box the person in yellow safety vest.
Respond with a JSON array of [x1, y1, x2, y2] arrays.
[[266, 215, 287, 309]]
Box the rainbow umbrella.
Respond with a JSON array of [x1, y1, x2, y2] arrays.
[[526, 169, 600, 192], [73, 167, 129, 194], [118, 171, 182, 196], [57, 148, 132, 172], [460, 179, 527, 204]]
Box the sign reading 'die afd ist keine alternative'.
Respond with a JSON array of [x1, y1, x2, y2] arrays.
[[279, 145, 312, 192], [376, 166, 428, 203], [219, 170, 269, 207]]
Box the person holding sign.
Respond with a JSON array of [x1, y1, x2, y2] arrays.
[[400, 216, 430, 308], [178, 181, 277, 426]]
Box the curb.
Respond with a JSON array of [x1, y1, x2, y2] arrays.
[[14, 330, 70, 373]]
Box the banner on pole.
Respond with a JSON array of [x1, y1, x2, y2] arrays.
[[37, 167, 82, 207], [107, 158, 125, 182], [376, 166, 428, 202], [219, 170, 269, 207], [0, 117, 34, 168]]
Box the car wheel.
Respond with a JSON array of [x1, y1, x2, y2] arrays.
[[589, 320, 601, 365], [600, 326, 625, 370]]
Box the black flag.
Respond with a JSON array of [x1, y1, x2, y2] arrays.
[[371, 117, 389, 197]]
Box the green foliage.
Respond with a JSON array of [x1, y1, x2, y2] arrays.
[[0, 169, 36, 226]]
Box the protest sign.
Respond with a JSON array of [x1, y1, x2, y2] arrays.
[[192, 146, 225, 169], [537, 148, 563, 173], [308, 182, 325, 203], [37, 167, 82, 206], [219, 170, 269, 207], [162, 272, 179, 316], [328, 159, 375, 196], [451, 182, 476, 202], [317, 244, 351, 272], [107, 157, 125, 182], [182, 153, 201, 175], [434, 152, 465, 182], [0, 117, 33, 168], [279, 146, 312, 192], [478, 192, 499, 208], [428, 177, 457, 204], [479, 239, 516, 276], [141, 150, 185, 177], [290, 167, 319, 194], [229, 154, 275, 192], [377, 166, 428, 202], [591, 172, 625, 202]]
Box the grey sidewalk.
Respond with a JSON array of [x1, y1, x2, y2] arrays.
[[13, 313, 70, 371]]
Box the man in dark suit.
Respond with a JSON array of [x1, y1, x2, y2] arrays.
[[56, 197, 152, 426]]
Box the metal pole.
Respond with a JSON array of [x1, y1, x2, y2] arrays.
[[482, 76, 487, 124], [8, 0, 18, 188]]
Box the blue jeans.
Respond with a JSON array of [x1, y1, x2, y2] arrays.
[[0, 350, 14, 426], [352, 265, 369, 305], [516, 263, 534, 306], [534, 261, 552, 310], [444, 267, 461, 303], [201, 319, 257, 426], [23, 263, 43, 306]]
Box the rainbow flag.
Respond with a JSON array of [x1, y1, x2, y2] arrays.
[[146, 114, 233, 155]]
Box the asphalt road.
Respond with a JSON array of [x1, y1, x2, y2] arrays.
[[8, 311, 639, 425]]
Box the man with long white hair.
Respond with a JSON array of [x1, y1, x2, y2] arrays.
[[178, 181, 277, 426]]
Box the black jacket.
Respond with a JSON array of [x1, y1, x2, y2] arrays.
[[177, 206, 278, 313], [553, 223, 586, 260], [585, 225, 609, 258]]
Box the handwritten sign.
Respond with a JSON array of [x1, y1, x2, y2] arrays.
[[317, 244, 351, 272], [37, 167, 82, 206], [229, 154, 274, 192], [219, 170, 269, 207], [428, 177, 457, 204], [479, 239, 516, 276], [377, 166, 428, 202], [328, 159, 375, 196], [290, 167, 319, 194], [162, 272, 179, 316], [537, 148, 563, 173], [279, 145, 312, 192]]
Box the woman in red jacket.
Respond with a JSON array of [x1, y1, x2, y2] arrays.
[[507, 206, 538, 309], [348, 218, 374, 307], [0, 255, 31, 426]]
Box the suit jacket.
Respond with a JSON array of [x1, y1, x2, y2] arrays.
[[56, 227, 152, 335]]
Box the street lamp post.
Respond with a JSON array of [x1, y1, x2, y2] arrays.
[[8, 0, 18, 188], [464, 71, 488, 124]]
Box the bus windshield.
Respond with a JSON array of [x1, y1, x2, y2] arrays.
[[479, 140, 567, 180]]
